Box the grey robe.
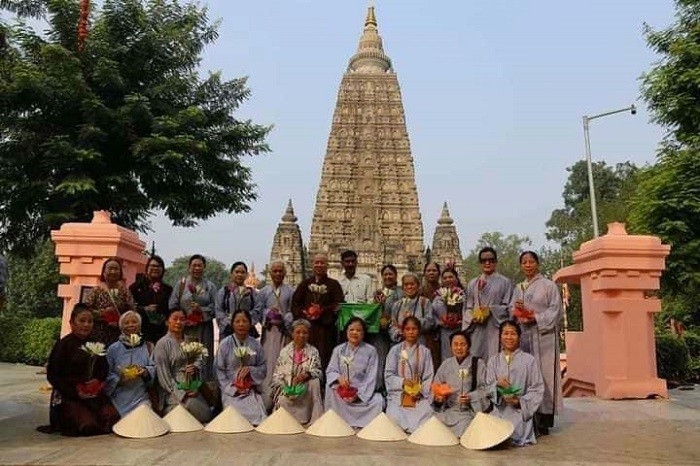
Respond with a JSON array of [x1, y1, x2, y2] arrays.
[[385, 342, 434, 433], [214, 284, 258, 336], [168, 277, 217, 381], [487, 350, 544, 446], [216, 334, 267, 426], [366, 286, 403, 391], [432, 294, 465, 362], [389, 296, 434, 343], [464, 273, 514, 361], [105, 339, 155, 416], [325, 342, 384, 428], [432, 355, 492, 436], [272, 342, 323, 425], [153, 333, 212, 423], [509, 274, 563, 416]]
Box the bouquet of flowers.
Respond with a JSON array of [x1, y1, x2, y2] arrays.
[[78, 342, 107, 396], [304, 283, 327, 321], [436, 287, 464, 329], [400, 349, 421, 407], [233, 346, 256, 393], [282, 352, 312, 399], [337, 355, 358, 401], [513, 282, 535, 321], [121, 334, 143, 381], [431, 382, 453, 398], [497, 353, 522, 396], [458, 368, 472, 412], [177, 341, 208, 391]]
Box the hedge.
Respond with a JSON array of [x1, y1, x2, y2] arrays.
[[655, 333, 690, 382], [0, 316, 61, 366]]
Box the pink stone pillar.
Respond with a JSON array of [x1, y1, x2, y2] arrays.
[[554, 223, 670, 399], [51, 211, 147, 336]]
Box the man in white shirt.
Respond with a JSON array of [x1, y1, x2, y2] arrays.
[[338, 250, 373, 303]]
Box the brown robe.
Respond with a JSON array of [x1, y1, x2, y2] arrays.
[[291, 275, 344, 372]]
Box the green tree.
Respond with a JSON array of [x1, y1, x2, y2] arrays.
[[545, 160, 638, 250], [4, 239, 64, 318], [164, 255, 229, 290], [0, 0, 270, 254]]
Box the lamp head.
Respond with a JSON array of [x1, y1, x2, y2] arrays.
[[630, 104, 637, 115]]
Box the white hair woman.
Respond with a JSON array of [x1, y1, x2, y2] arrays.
[[105, 311, 156, 416], [271, 319, 323, 425]]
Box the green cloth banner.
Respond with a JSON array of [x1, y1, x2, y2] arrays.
[[336, 303, 382, 333]]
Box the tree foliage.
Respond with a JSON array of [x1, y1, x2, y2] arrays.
[[163, 255, 229, 290], [0, 0, 270, 254]]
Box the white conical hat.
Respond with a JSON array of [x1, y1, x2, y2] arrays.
[[204, 406, 254, 434], [163, 404, 204, 433], [357, 413, 407, 442], [460, 412, 514, 450], [407, 416, 459, 446], [112, 404, 169, 439], [255, 407, 304, 435], [305, 409, 355, 438]]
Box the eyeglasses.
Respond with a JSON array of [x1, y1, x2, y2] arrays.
[[479, 258, 496, 264]]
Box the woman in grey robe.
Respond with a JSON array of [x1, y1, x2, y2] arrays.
[[325, 317, 384, 428], [487, 320, 544, 446], [389, 273, 434, 344], [464, 247, 514, 361], [105, 311, 156, 416], [215, 309, 267, 426], [253, 261, 295, 407], [432, 267, 465, 362], [385, 316, 434, 433], [510, 250, 563, 435], [215, 261, 258, 338], [432, 330, 492, 436], [153, 309, 212, 423], [168, 254, 217, 381], [272, 319, 323, 425]]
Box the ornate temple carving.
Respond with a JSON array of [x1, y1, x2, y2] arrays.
[[430, 202, 463, 268], [268, 200, 306, 287]]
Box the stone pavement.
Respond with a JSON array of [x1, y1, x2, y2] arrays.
[[0, 363, 698, 465]]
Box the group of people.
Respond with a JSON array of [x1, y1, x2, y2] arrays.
[[43, 247, 563, 447]]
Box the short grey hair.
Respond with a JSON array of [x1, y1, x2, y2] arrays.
[[291, 319, 311, 330], [402, 272, 421, 285], [119, 310, 142, 330]]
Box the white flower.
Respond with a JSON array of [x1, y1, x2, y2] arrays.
[[400, 349, 409, 361], [437, 287, 451, 301], [126, 334, 142, 348], [81, 341, 106, 357], [446, 293, 465, 307], [318, 284, 327, 294], [458, 369, 469, 380], [180, 341, 207, 358], [233, 346, 256, 359], [340, 355, 354, 367]]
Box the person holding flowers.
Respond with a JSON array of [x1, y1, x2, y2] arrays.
[[85, 257, 136, 346], [432, 267, 466, 362], [385, 316, 434, 433], [420, 262, 443, 369], [509, 250, 563, 436], [43, 303, 119, 436], [487, 320, 544, 446], [368, 264, 403, 390], [432, 331, 492, 436], [129, 255, 172, 344], [464, 247, 514, 361], [168, 254, 217, 381], [216, 309, 267, 425], [105, 311, 156, 416], [325, 317, 384, 428], [389, 273, 434, 345], [215, 261, 258, 338], [254, 261, 295, 407], [291, 254, 344, 372], [271, 319, 323, 425], [153, 309, 212, 423]]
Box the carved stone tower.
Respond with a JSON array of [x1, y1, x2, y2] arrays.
[[430, 202, 463, 267], [307, 6, 425, 282], [269, 200, 306, 286]]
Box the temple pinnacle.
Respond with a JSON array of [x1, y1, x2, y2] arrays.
[[348, 5, 392, 73], [282, 199, 297, 223], [438, 201, 454, 225], [365, 5, 377, 27]]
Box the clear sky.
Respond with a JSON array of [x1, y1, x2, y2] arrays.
[[143, 0, 676, 272]]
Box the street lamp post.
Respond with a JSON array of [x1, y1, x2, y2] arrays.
[[582, 104, 637, 237]]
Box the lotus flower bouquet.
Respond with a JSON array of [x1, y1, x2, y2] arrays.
[[513, 282, 535, 321], [400, 349, 422, 407], [177, 341, 208, 391], [436, 287, 464, 329], [282, 352, 312, 399], [121, 334, 143, 381], [336, 354, 358, 401], [233, 346, 256, 393], [497, 353, 522, 396], [78, 342, 107, 396], [304, 283, 327, 321], [458, 368, 472, 412]]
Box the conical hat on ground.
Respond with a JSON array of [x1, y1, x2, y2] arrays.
[[407, 416, 459, 446], [112, 404, 169, 438], [163, 404, 204, 433], [460, 412, 514, 450], [205, 406, 254, 434], [356, 413, 407, 442], [305, 409, 355, 438], [255, 407, 305, 435]]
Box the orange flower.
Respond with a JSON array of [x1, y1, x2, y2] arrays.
[[431, 382, 453, 397]]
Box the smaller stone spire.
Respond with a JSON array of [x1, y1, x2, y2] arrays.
[[365, 4, 377, 27], [437, 201, 454, 225], [244, 262, 260, 289], [282, 199, 297, 223]]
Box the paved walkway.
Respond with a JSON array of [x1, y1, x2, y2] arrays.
[[0, 363, 698, 465]]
